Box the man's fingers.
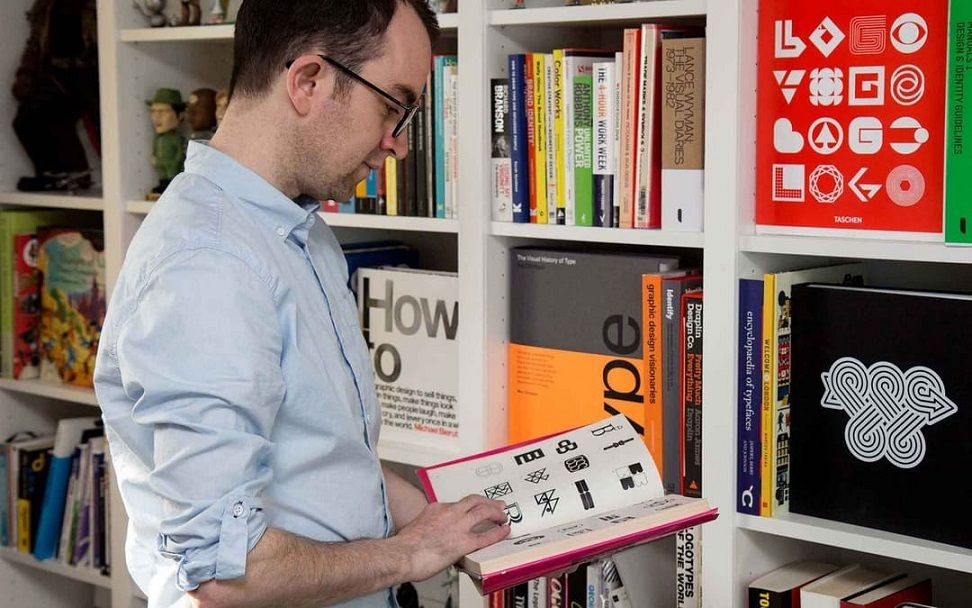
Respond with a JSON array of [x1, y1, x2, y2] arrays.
[[476, 522, 512, 547], [458, 494, 504, 513]]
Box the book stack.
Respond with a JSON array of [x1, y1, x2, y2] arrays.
[[749, 561, 933, 608]]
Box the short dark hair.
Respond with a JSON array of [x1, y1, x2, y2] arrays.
[[230, 0, 439, 100]]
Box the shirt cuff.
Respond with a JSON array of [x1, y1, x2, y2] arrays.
[[157, 495, 267, 591]]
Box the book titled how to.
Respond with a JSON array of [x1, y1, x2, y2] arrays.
[[418, 415, 718, 594]]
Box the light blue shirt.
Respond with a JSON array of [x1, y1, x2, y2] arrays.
[[94, 142, 394, 608]]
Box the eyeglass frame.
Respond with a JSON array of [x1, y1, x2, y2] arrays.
[[284, 54, 420, 138]]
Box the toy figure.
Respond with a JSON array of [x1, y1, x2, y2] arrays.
[[133, 0, 167, 27], [12, 0, 100, 192], [214, 89, 229, 128], [186, 88, 217, 140], [146, 88, 186, 200], [170, 0, 201, 26], [206, 0, 226, 24]]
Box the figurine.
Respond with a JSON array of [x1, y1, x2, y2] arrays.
[[186, 88, 217, 140], [146, 88, 186, 201], [133, 0, 167, 28], [170, 0, 201, 26], [206, 0, 226, 24], [214, 89, 229, 128], [12, 0, 100, 192]]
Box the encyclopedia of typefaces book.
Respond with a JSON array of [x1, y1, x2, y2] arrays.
[[418, 415, 718, 594]]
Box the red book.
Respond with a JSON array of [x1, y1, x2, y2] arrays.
[[841, 576, 932, 608], [525, 54, 538, 222], [755, 1, 948, 237], [12, 233, 41, 380]]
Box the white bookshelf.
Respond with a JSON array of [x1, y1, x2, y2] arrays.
[[0, 547, 112, 590], [2, 0, 970, 606]]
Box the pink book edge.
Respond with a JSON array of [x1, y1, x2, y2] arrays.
[[474, 507, 719, 595]]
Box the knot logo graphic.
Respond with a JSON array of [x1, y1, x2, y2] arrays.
[[821, 357, 958, 469]]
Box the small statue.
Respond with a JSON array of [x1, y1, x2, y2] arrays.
[[214, 89, 229, 128], [170, 0, 201, 26], [186, 88, 217, 140], [146, 88, 186, 201], [206, 0, 226, 24], [133, 0, 167, 28]]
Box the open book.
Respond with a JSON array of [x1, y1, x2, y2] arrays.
[[417, 415, 718, 594]]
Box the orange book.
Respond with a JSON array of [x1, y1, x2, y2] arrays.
[[524, 54, 538, 222]]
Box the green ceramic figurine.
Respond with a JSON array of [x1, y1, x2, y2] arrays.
[[146, 88, 186, 200]]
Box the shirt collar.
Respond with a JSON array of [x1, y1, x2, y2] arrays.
[[184, 141, 321, 243]]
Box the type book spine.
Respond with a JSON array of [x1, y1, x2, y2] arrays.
[[946, 0, 972, 244], [642, 273, 665, 483], [532, 52, 549, 224], [525, 54, 539, 222], [593, 61, 616, 228], [492, 78, 514, 222], [544, 54, 558, 225], [509, 54, 531, 223], [553, 49, 566, 225], [680, 291, 703, 497], [661, 35, 705, 232], [759, 273, 776, 517], [737, 279, 763, 516], [675, 527, 701, 608]]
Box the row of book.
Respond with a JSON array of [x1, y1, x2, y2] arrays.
[[736, 271, 972, 549], [1, 417, 110, 573], [0, 209, 106, 387], [322, 55, 459, 219], [507, 247, 704, 499], [749, 560, 934, 608], [491, 26, 705, 231]]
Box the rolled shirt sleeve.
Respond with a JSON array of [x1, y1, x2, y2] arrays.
[[114, 247, 285, 590]]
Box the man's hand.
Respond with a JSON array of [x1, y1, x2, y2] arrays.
[[392, 494, 511, 582]]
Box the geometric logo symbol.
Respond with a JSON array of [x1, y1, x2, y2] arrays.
[[476, 462, 504, 477], [809, 117, 844, 154], [514, 448, 544, 466], [849, 117, 883, 154], [615, 463, 649, 491], [848, 167, 883, 202], [484, 482, 513, 499], [809, 68, 844, 105], [849, 66, 886, 106], [850, 15, 887, 55], [774, 69, 806, 104], [772, 164, 806, 202], [891, 13, 928, 54], [776, 19, 807, 58], [889, 117, 930, 154], [504, 502, 524, 524], [821, 357, 957, 469], [535, 489, 560, 516], [774, 117, 805, 153], [556, 439, 578, 454], [890, 65, 925, 106], [590, 422, 622, 437], [575, 480, 596, 511], [809, 16, 846, 57], [525, 468, 550, 484], [886, 164, 926, 207], [564, 455, 590, 473], [809, 165, 844, 203]]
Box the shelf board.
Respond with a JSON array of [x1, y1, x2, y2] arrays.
[[491, 221, 703, 247], [489, 0, 706, 26], [126, 200, 156, 215], [320, 213, 459, 234], [0, 379, 99, 407], [738, 513, 972, 574], [0, 192, 104, 211], [377, 440, 461, 468], [120, 24, 235, 42], [0, 547, 111, 589], [437, 12, 458, 31], [741, 234, 972, 264]]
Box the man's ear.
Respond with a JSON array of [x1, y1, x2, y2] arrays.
[[286, 56, 332, 116]]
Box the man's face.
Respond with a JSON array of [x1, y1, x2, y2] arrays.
[[150, 103, 180, 134], [300, 5, 432, 202]]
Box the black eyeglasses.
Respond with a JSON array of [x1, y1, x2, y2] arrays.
[[285, 54, 420, 138]]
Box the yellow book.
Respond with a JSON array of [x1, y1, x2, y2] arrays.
[[385, 156, 398, 216], [759, 273, 776, 517], [355, 177, 367, 200], [532, 53, 548, 224], [553, 49, 565, 225]]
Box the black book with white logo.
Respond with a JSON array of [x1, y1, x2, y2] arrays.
[[789, 284, 972, 549]]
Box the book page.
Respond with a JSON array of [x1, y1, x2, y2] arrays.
[[422, 415, 664, 535]]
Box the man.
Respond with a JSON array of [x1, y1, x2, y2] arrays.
[[93, 2, 510, 607]]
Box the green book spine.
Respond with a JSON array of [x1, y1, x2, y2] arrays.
[[573, 74, 594, 227], [946, 1, 972, 244]]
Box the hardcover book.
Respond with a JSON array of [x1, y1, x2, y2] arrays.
[[418, 415, 717, 595], [789, 284, 972, 548], [755, 0, 948, 237], [799, 564, 901, 608], [508, 247, 680, 458], [357, 268, 460, 452], [842, 575, 932, 608], [748, 560, 840, 608], [12, 234, 41, 380]]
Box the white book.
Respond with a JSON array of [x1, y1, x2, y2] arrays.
[[593, 61, 616, 228], [800, 564, 902, 608], [491, 79, 514, 222]]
